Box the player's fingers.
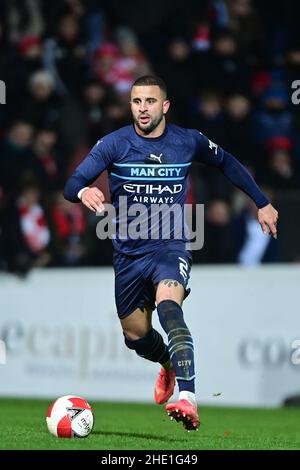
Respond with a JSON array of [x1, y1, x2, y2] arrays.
[[269, 222, 277, 239], [82, 189, 104, 205], [95, 204, 105, 214], [92, 201, 105, 212], [88, 199, 105, 213], [260, 221, 268, 235], [88, 194, 103, 206], [83, 201, 96, 212], [83, 191, 103, 206], [91, 188, 105, 202]]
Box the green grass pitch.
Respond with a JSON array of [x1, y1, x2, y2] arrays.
[[0, 398, 300, 450]]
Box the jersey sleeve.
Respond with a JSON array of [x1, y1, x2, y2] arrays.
[[63, 136, 115, 202], [190, 129, 270, 209], [190, 129, 225, 166]]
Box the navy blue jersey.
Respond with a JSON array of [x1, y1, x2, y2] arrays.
[[64, 123, 269, 255]]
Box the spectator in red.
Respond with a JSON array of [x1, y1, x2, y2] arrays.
[[17, 36, 43, 85], [32, 127, 60, 189], [93, 42, 133, 96], [2, 181, 51, 274], [51, 192, 86, 266], [263, 136, 300, 190]]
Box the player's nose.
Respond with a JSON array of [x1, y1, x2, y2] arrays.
[[139, 101, 148, 112]]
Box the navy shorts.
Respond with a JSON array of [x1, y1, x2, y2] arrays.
[[113, 245, 192, 319]]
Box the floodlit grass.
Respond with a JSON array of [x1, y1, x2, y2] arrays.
[[0, 398, 299, 450]]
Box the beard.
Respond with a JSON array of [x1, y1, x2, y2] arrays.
[[133, 112, 164, 134]]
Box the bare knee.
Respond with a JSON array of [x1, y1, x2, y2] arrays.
[[121, 307, 152, 341], [156, 279, 184, 305], [122, 326, 149, 341]]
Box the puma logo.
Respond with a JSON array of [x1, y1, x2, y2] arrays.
[[149, 153, 163, 163]]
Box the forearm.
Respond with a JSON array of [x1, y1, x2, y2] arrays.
[[219, 151, 269, 209], [63, 172, 90, 202], [63, 139, 113, 203]]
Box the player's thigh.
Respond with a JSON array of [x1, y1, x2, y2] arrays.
[[153, 249, 192, 306], [120, 306, 153, 340], [156, 279, 185, 306]]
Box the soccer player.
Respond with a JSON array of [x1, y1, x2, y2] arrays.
[[64, 75, 278, 431]]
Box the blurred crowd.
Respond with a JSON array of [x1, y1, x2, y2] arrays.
[[0, 0, 300, 274]]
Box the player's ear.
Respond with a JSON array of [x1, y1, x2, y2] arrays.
[[163, 99, 170, 115]]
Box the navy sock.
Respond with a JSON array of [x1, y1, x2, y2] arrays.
[[157, 300, 195, 393], [124, 328, 170, 365]]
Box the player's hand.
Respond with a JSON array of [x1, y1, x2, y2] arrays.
[[257, 203, 279, 239], [81, 187, 105, 213]]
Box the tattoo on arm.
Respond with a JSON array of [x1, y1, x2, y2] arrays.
[[163, 279, 179, 288]]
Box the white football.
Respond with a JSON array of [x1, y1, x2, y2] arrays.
[[46, 395, 94, 438]]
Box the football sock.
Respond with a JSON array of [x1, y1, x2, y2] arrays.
[[179, 391, 196, 405], [124, 328, 170, 365], [157, 300, 195, 393]]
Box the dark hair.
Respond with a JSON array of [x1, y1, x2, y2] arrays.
[[131, 75, 167, 98]]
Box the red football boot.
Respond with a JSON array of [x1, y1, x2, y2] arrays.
[[166, 399, 199, 431], [154, 367, 176, 405]]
